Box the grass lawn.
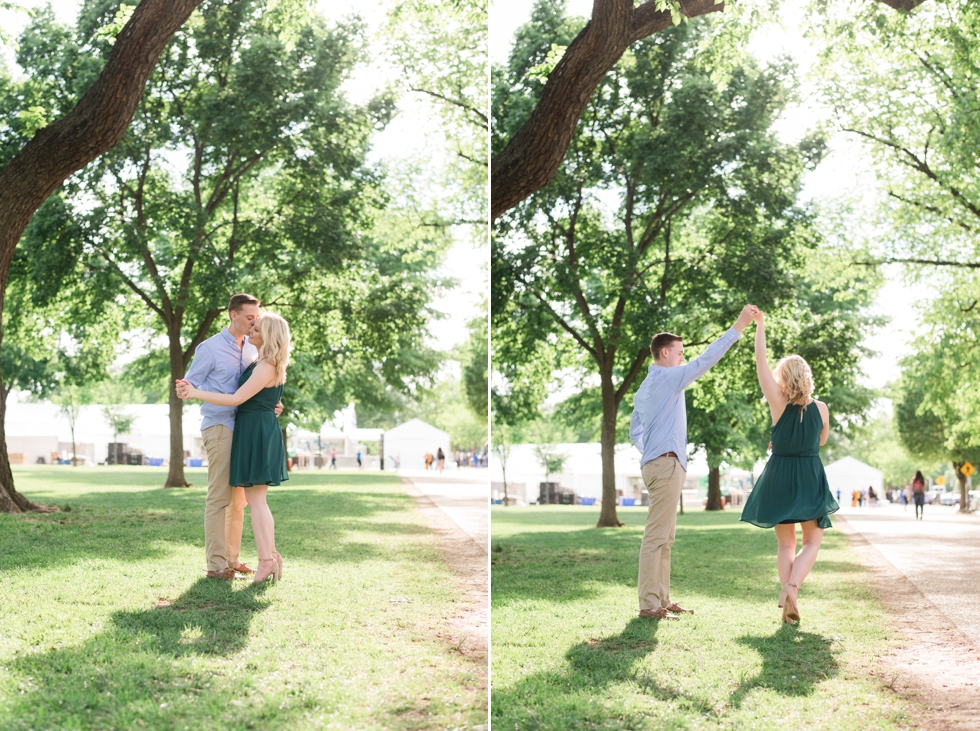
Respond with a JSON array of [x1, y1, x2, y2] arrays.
[[491, 505, 917, 731], [0, 466, 486, 731]]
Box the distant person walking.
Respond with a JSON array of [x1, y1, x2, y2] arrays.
[[630, 304, 758, 621], [356, 450, 362, 469], [437, 447, 445, 473], [329, 448, 337, 469], [739, 309, 839, 624], [912, 471, 926, 520]]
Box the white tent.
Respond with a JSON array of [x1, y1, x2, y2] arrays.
[[383, 418, 450, 471], [4, 398, 203, 465], [823, 456, 883, 498]]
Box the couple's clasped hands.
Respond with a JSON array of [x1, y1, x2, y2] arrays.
[[734, 304, 765, 332], [174, 379, 197, 401]]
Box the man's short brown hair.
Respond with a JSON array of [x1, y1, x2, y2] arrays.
[[650, 332, 682, 361], [228, 293, 260, 314]]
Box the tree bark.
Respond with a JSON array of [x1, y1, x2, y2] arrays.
[[0, 0, 204, 511], [954, 462, 969, 514], [596, 369, 624, 527], [705, 464, 724, 511], [0, 384, 48, 512], [491, 0, 928, 220], [165, 337, 191, 487], [492, 0, 723, 221]]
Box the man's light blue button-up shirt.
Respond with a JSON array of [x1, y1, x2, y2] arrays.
[[629, 327, 741, 471], [184, 328, 258, 432]]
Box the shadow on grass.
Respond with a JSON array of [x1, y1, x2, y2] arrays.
[[492, 621, 841, 730], [491, 618, 712, 729], [0, 486, 426, 572], [113, 578, 270, 657], [5, 578, 275, 729], [730, 624, 841, 708]]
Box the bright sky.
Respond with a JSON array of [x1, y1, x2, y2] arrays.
[[0, 0, 485, 354], [490, 0, 931, 398]]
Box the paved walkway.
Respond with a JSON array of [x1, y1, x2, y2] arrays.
[[399, 469, 488, 551], [837, 501, 980, 648]]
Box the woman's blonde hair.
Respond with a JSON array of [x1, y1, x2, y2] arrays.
[[258, 312, 291, 385], [773, 355, 814, 412]]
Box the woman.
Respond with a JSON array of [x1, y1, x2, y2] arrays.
[[176, 313, 291, 584], [911, 470, 926, 520], [739, 310, 839, 623]]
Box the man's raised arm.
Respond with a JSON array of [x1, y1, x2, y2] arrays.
[[666, 305, 757, 392]]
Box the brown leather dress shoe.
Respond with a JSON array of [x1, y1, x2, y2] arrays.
[[638, 608, 680, 620], [665, 602, 694, 615], [206, 568, 238, 580], [232, 563, 256, 575]]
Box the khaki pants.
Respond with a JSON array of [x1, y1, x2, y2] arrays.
[[202, 425, 245, 572], [638, 455, 686, 611]]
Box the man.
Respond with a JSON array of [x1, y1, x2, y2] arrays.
[[183, 293, 282, 579], [630, 304, 757, 620]]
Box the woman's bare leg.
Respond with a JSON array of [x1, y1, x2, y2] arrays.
[[774, 523, 797, 586], [789, 520, 824, 586], [785, 520, 823, 613], [244, 485, 277, 579]]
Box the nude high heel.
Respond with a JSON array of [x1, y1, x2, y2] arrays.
[[272, 551, 284, 578], [254, 557, 280, 584], [778, 583, 789, 608]]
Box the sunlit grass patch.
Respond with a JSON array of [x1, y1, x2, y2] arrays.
[[491, 505, 915, 731], [0, 467, 486, 730]]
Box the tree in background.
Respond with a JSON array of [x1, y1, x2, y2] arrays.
[[823, 411, 943, 488], [493, 14, 827, 527], [0, 0, 207, 512], [491, 0, 924, 219], [894, 279, 980, 510], [461, 308, 489, 421], [13, 2, 383, 487], [385, 0, 488, 235], [103, 404, 136, 466], [0, 223, 119, 505], [54, 386, 83, 466], [533, 443, 568, 503], [817, 0, 980, 274]]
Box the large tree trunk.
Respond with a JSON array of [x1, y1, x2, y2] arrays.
[[705, 464, 724, 511], [954, 462, 969, 514], [491, 0, 927, 221], [0, 383, 48, 512], [0, 0, 204, 511], [165, 335, 191, 487], [596, 373, 623, 527]]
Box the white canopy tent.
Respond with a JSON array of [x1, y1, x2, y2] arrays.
[[383, 418, 450, 471], [823, 456, 883, 498]]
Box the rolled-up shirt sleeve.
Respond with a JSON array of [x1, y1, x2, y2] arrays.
[[183, 343, 213, 389]]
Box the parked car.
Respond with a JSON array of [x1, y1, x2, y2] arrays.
[[924, 489, 943, 505], [939, 491, 961, 506]]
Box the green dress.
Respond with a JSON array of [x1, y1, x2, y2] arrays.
[[740, 401, 838, 529], [229, 361, 289, 488]]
